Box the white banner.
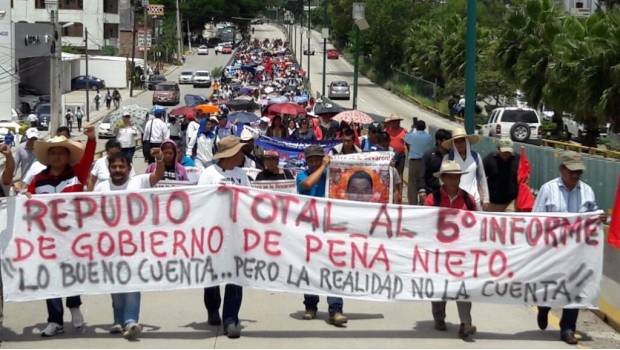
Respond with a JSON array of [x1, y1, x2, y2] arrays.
[[327, 152, 394, 203], [251, 180, 296, 193], [0, 185, 604, 306]]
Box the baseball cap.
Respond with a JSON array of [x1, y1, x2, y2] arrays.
[[304, 144, 324, 159], [498, 138, 514, 154], [25, 128, 39, 140], [260, 116, 270, 124], [560, 150, 586, 171]]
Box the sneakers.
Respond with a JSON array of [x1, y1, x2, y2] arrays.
[[109, 324, 123, 334], [122, 322, 141, 340], [69, 307, 84, 329], [41, 322, 64, 337], [208, 312, 222, 326], [303, 309, 317, 320], [224, 323, 241, 339], [434, 319, 447, 331], [537, 308, 549, 330], [561, 330, 579, 345], [328, 312, 348, 326], [458, 323, 477, 338]]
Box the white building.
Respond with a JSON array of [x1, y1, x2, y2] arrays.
[[11, 0, 120, 50], [556, 0, 602, 16]]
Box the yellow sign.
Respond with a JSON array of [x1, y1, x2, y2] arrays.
[[147, 4, 164, 16]]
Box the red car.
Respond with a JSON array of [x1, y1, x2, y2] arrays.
[[327, 49, 339, 59]]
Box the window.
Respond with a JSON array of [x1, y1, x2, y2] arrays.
[[104, 23, 119, 39], [59, 0, 83, 9], [61, 22, 83, 37], [35, 0, 45, 9], [104, 0, 118, 14], [501, 110, 539, 124]]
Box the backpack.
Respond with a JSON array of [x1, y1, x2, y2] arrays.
[[447, 149, 480, 180], [432, 188, 475, 210]]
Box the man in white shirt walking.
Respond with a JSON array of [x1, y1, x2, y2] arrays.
[[115, 114, 140, 161], [197, 136, 250, 339], [142, 111, 169, 163]]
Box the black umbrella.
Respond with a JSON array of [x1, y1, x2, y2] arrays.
[[227, 98, 259, 111], [228, 111, 259, 124], [313, 101, 346, 116]]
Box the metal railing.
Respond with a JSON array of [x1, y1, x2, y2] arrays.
[[391, 67, 438, 101]]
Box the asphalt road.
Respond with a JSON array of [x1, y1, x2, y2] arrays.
[[1, 25, 619, 349]]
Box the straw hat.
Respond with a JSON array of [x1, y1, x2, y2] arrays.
[[441, 127, 480, 149], [384, 114, 403, 123], [433, 160, 468, 178], [214, 136, 245, 160], [34, 136, 85, 166]]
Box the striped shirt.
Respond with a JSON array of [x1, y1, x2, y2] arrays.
[[28, 138, 96, 194], [533, 177, 598, 213]]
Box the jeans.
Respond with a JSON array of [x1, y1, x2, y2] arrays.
[[76, 118, 82, 131], [46, 296, 82, 325], [303, 294, 343, 314], [432, 301, 472, 324], [538, 307, 579, 332], [111, 292, 141, 326], [121, 147, 136, 162], [204, 284, 243, 326]]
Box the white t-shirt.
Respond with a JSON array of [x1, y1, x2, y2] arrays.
[[22, 161, 47, 186], [117, 126, 140, 148], [91, 157, 136, 186], [94, 174, 152, 192], [198, 164, 251, 187]]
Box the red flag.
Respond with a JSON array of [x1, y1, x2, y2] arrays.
[[516, 146, 536, 212], [608, 176, 620, 249]]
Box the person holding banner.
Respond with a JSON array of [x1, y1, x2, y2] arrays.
[[330, 129, 361, 155], [442, 127, 489, 210], [534, 150, 603, 345], [145, 140, 190, 181], [93, 149, 166, 339], [88, 139, 136, 191], [27, 126, 96, 337], [198, 136, 250, 339], [424, 160, 478, 338], [420, 128, 452, 203], [296, 145, 348, 326]]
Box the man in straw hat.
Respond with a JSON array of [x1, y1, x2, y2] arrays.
[[384, 114, 407, 177], [424, 160, 477, 338], [441, 127, 489, 209], [534, 150, 603, 345], [198, 136, 250, 339], [27, 126, 96, 337]]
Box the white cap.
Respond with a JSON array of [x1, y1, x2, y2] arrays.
[[260, 116, 270, 124], [25, 128, 39, 140]]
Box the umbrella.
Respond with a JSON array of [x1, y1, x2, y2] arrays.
[[313, 101, 345, 116], [268, 95, 289, 105], [184, 94, 205, 107], [108, 104, 150, 133], [235, 95, 254, 101], [227, 98, 259, 111], [169, 106, 196, 120], [268, 103, 306, 117], [293, 95, 308, 104], [195, 104, 219, 114], [228, 111, 259, 124], [239, 86, 257, 96], [333, 110, 374, 124]]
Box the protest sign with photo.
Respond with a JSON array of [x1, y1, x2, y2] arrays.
[[0, 185, 604, 308], [327, 152, 393, 204]]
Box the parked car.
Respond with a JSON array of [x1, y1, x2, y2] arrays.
[[147, 74, 166, 90], [327, 49, 339, 59], [193, 70, 212, 88], [562, 115, 609, 142], [71, 75, 105, 90], [479, 107, 542, 142], [304, 47, 315, 55], [34, 103, 50, 130], [179, 71, 194, 84], [197, 45, 209, 55], [328, 81, 351, 100], [221, 44, 233, 54], [97, 115, 114, 139], [152, 81, 180, 105]]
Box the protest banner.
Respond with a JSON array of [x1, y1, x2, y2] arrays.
[[0, 185, 604, 308], [251, 180, 296, 193], [255, 135, 340, 164], [327, 152, 394, 204]]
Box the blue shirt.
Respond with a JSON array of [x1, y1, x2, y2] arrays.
[[296, 169, 327, 197], [404, 130, 433, 160], [533, 177, 598, 213]]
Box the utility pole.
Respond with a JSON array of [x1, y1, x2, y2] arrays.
[[130, 7, 137, 97], [84, 27, 90, 122], [143, 4, 149, 84], [299, 1, 303, 67], [352, 26, 359, 110], [187, 20, 192, 51], [175, 0, 182, 63], [47, 0, 61, 134], [306, 0, 310, 82], [322, 1, 327, 98], [464, 0, 477, 134]]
